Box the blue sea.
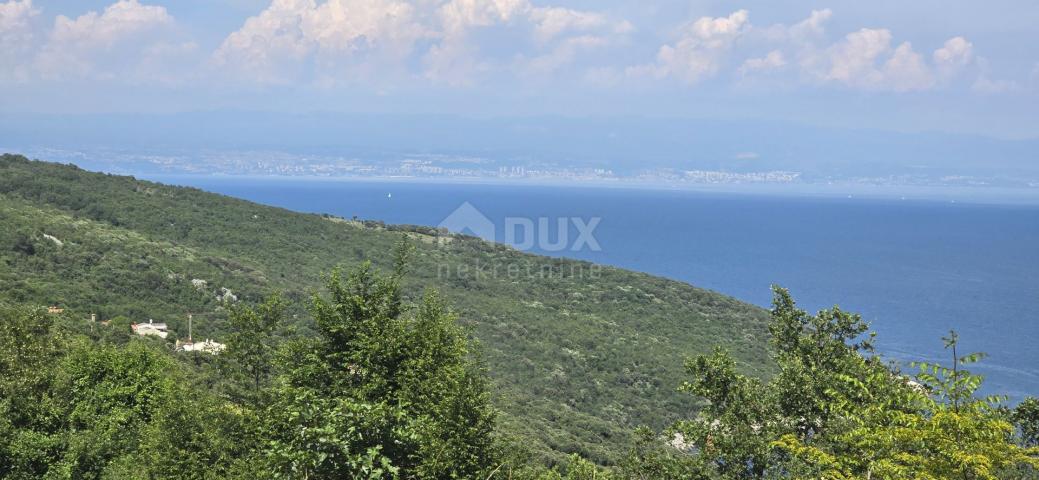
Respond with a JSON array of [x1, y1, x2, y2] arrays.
[[146, 176, 1039, 401]]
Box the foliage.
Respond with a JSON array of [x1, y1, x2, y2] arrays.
[[655, 287, 1039, 480], [0, 304, 245, 479], [1016, 398, 1039, 448], [260, 249, 498, 478], [5, 154, 1037, 478], [0, 153, 772, 462], [223, 294, 285, 400]]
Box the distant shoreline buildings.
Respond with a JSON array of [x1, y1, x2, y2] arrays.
[[10, 146, 1039, 190]]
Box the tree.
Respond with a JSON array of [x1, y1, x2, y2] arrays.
[[1015, 398, 1039, 448], [224, 294, 285, 397], [654, 288, 1039, 480], [0, 303, 242, 479], [260, 240, 498, 479], [0, 304, 64, 478]]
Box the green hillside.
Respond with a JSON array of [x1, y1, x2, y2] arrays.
[[0, 153, 771, 464]]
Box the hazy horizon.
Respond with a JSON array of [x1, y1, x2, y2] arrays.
[[2, 1, 1037, 194]]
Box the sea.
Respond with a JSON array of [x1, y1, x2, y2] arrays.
[[143, 175, 1039, 401]]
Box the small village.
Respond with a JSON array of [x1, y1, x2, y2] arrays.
[[49, 306, 227, 355]]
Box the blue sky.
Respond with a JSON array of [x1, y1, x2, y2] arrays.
[[1, 0, 1038, 138]]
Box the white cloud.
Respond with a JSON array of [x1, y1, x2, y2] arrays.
[[437, 0, 529, 35], [934, 37, 974, 69], [0, 0, 36, 45], [642, 8, 984, 94], [933, 36, 974, 81], [34, 0, 175, 79], [0, 1, 1021, 99], [881, 42, 934, 91], [801, 28, 937, 92], [213, 0, 428, 83], [529, 7, 611, 43], [785, 8, 832, 42], [424, 0, 533, 84], [428, 1, 631, 83], [0, 0, 38, 80], [628, 10, 749, 84], [739, 50, 785, 76], [823, 28, 892, 86], [214, 0, 631, 85]]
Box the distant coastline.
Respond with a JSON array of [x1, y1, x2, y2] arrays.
[[140, 172, 1039, 207]]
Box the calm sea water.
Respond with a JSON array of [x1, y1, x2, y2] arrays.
[[146, 176, 1039, 401]]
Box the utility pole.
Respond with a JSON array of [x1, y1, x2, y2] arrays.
[[188, 313, 193, 343]]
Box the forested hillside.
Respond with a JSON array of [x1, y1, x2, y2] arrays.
[[2, 154, 1037, 479], [0, 154, 772, 464]]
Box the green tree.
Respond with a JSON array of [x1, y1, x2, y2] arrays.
[[260, 241, 497, 479], [0, 304, 64, 478], [1015, 398, 1039, 448], [0, 302, 244, 479], [224, 294, 285, 397], [652, 288, 1039, 480]]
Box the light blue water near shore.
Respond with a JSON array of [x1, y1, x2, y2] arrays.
[[146, 176, 1039, 401]]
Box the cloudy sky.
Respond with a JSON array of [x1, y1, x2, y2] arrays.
[[1, 0, 1038, 138]]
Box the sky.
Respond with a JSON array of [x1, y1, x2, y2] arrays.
[[1, 0, 1038, 139]]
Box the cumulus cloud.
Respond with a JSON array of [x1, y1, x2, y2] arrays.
[[632, 8, 944, 91], [34, 0, 176, 80], [528, 7, 627, 43], [437, 0, 528, 35], [797, 28, 951, 92], [0, 0, 36, 47], [820, 28, 892, 87], [787, 8, 831, 40], [933, 36, 974, 80], [212, 0, 632, 85], [627, 10, 749, 84], [757, 8, 831, 44], [213, 0, 428, 84], [638, 8, 992, 94], [0, 1, 1025, 98], [881, 41, 935, 91], [423, 0, 533, 84], [428, 0, 631, 83], [0, 0, 38, 80]]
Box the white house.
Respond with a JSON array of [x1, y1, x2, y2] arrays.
[[177, 339, 227, 355], [131, 319, 169, 339]]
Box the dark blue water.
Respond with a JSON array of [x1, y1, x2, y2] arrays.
[[147, 176, 1039, 400]]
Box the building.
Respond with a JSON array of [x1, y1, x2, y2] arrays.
[[176, 339, 226, 355], [47, 306, 64, 314], [131, 319, 169, 339]]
